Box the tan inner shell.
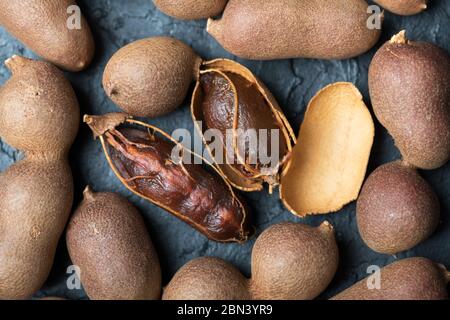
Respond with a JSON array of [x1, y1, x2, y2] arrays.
[[280, 82, 374, 216]]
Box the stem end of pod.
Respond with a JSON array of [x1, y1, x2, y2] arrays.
[[5, 55, 28, 74], [84, 113, 131, 139], [82, 185, 96, 202], [390, 30, 408, 45]]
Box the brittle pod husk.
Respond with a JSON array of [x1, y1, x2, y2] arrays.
[[356, 161, 440, 255], [66, 186, 162, 300], [374, 0, 427, 15], [191, 59, 296, 192], [153, 0, 228, 20], [84, 113, 250, 243], [163, 221, 339, 300], [0, 0, 95, 71], [207, 0, 382, 60], [332, 257, 449, 300], [280, 82, 374, 217], [369, 30, 450, 170]]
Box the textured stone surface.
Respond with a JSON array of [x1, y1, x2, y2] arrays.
[[0, 0, 449, 300]]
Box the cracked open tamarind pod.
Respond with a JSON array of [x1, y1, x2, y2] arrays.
[[192, 59, 296, 192], [103, 36, 295, 192], [84, 113, 250, 243]]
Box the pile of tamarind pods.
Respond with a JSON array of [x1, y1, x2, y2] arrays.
[[0, 0, 449, 301]]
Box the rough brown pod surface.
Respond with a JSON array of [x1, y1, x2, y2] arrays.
[[0, 0, 95, 71], [85, 113, 250, 243], [356, 161, 440, 255], [66, 187, 162, 300], [163, 222, 339, 300], [250, 222, 339, 300], [153, 0, 227, 20], [192, 59, 295, 192], [332, 257, 450, 300], [374, 0, 427, 15], [207, 0, 382, 60], [162, 257, 250, 300], [0, 56, 79, 299], [369, 31, 450, 169], [103, 37, 202, 118]]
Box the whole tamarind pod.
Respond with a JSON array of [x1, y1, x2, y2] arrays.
[[332, 257, 449, 300], [0, 0, 95, 71], [163, 222, 339, 300], [103, 37, 201, 118], [356, 161, 440, 255], [369, 31, 450, 170], [67, 187, 162, 300], [207, 0, 382, 60], [192, 59, 296, 192], [84, 113, 250, 243], [0, 56, 79, 299]]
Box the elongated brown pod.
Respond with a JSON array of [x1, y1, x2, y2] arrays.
[[0, 56, 79, 299], [369, 31, 450, 170], [67, 187, 162, 300], [84, 113, 250, 243], [359, 31, 449, 254], [332, 257, 449, 300], [163, 222, 339, 300], [207, 0, 382, 60], [0, 0, 95, 71], [192, 59, 296, 192]]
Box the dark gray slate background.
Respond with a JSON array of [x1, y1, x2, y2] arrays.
[[0, 1, 449, 300]]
